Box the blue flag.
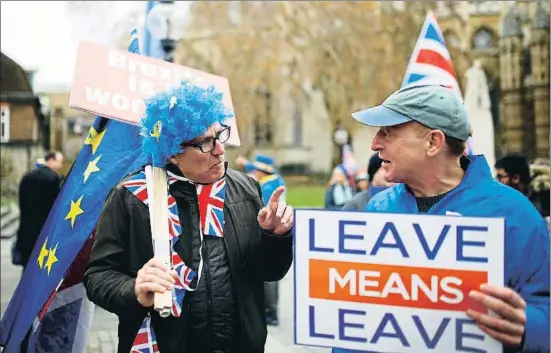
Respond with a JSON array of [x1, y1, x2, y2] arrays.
[[0, 29, 150, 353], [143, 1, 165, 58]]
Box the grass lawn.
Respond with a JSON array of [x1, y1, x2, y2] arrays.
[[0, 197, 16, 207], [285, 185, 326, 208]]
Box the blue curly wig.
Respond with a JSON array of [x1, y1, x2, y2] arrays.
[[139, 81, 234, 166]]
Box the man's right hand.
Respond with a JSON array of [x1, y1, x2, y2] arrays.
[[134, 258, 177, 308]]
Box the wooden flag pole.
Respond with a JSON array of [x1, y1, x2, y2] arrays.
[[144, 165, 172, 317]]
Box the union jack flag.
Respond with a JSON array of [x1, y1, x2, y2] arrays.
[[170, 263, 196, 316], [167, 193, 197, 316], [123, 171, 225, 348], [196, 179, 226, 237], [131, 316, 160, 353], [122, 172, 197, 318], [402, 11, 459, 93], [167, 195, 181, 242], [402, 11, 475, 155], [121, 173, 178, 205], [122, 178, 150, 204]]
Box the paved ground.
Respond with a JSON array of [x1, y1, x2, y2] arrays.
[[1, 237, 330, 353]]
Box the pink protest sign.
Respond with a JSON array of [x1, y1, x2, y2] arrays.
[[69, 40, 240, 146]]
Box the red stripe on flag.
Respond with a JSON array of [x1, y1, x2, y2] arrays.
[[133, 331, 149, 345], [135, 188, 148, 202], [60, 230, 96, 290], [37, 290, 57, 320], [416, 49, 456, 79]]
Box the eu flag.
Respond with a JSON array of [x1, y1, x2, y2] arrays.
[[0, 29, 149, 353]]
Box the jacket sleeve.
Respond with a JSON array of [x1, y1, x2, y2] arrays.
[[83, 186, 148, 318], [518, 219, 550, 353], [252, 180, 293, 282]]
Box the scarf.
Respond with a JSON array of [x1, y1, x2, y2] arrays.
[[122, 168, 226, 353]]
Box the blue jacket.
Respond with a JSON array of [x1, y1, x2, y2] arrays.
[[258, 173, 285, 206], [333, 156, 550, 353], [335, 155, 550, 353]]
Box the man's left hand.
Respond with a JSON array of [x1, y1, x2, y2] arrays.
[[467, 284, 526, 348], [258, 186, 293, 236]]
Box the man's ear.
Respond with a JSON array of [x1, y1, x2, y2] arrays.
[[427, 130, 445, 157], [169, 156, 178, 166]]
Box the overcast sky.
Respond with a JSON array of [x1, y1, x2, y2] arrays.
[[1, 1, 146, 92]]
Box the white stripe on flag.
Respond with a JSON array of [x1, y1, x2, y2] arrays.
[[417, 38, 452, 59], [407, 64, 459, 85]]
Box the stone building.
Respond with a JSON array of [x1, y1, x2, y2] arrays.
[[44, 91, 95, 163], [499, 2, 550, 160], [176, 1, 549, 174], [0, 52, 49, 196]]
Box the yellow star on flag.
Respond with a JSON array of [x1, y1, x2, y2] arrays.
[[45, 243, 59, 276], [84, 126, 106, 154], [37, 238, 49, 269], [83, 154, 102, 183], [65, 195, 85, 228]]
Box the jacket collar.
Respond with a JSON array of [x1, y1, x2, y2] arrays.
[[457, 154, 493, 189], [398, 154, 492, 200]]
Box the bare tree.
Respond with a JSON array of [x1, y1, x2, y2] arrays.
[[65, 1, 144, 49], [176, 1, 470, 151]]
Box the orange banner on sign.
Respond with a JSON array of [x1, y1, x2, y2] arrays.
[[309, 259, 487, 313]]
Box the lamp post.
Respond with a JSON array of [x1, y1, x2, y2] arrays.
[[146, 0, 189, 63]]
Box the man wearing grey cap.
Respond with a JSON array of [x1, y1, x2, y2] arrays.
[[334, 84, 549, 353]]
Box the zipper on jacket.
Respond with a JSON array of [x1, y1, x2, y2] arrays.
[[223, 237, 248, 346], [202, 237, 213, 348]]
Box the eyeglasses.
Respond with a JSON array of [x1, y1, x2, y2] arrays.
[[183, 125, 231, 153]]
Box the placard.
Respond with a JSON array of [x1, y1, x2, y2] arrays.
[[294, 209, 504, 352], [69, 40, 240, 146]]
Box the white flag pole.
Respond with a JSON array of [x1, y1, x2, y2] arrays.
[[144, 165, 172, 317]]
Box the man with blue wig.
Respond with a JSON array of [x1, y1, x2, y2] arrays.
[[84, 81, 294, 353]]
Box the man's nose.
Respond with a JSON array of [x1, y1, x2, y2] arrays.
[[371, 132, 383, 152], [212, 140, 225, 155]]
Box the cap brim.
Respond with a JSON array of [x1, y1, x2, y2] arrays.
[[351, 105, 412, 127], [250, 162, 276, 174]]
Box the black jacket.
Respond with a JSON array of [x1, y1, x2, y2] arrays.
[[83, 166, 293, 353], [16, 166, 61, 266]]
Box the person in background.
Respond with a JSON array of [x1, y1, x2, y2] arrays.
[[342, 153, 395, 211], [34, 157, 45, 169], [15, 151, 64, 269], [495, 154, 549, 218], [353, 169, 369, 194], [243, 154, 286, 326], [235, 155, 260, 180], [335, 84, 549, 353], [324, 165, 354, 210], [529, 158, 550, 221]]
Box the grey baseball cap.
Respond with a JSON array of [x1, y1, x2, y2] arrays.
[[351, 84, 471, 141]]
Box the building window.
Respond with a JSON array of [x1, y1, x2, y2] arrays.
[[444, 30, 461, 49], [0, 105, 10, 143], [469, 0, 500, 15], [253, 120, 273, 145], [253, 87, 273, 146], [472, 27, 495, 50]]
